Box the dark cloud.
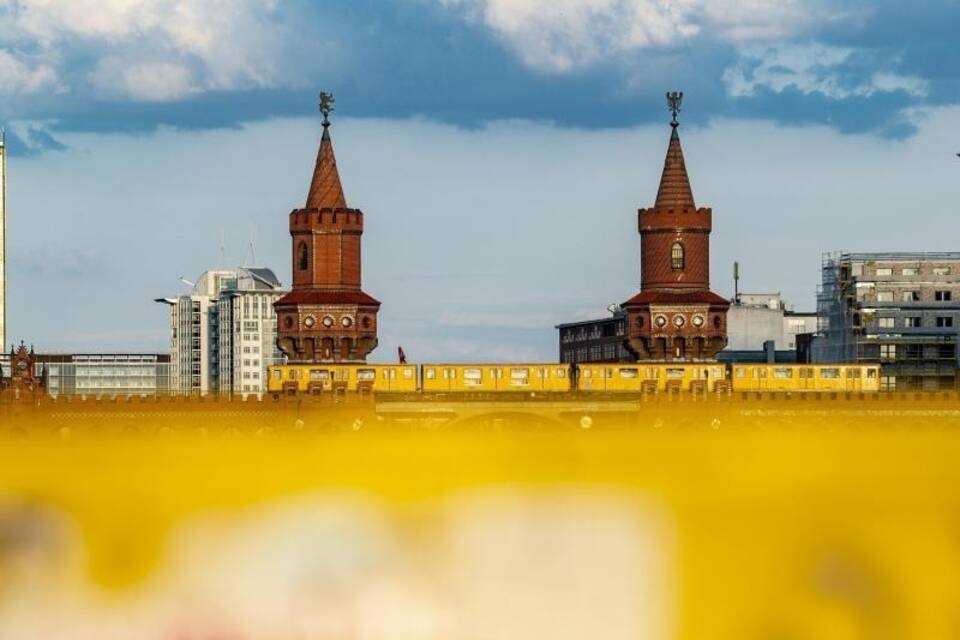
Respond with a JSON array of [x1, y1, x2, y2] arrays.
[[1, 0, 959, 146]]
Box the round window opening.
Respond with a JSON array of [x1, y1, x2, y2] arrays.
[[673, 315, 685, 327], [713, 316, 721, 329], [284, 316, 294, 329], [322, 316, 335, 328], [303, 316, 316, 328], [654, 315, 668, 328], [362, 316, 372, 329], [341, 316, 353, 328], [692, 315, 705, 327]]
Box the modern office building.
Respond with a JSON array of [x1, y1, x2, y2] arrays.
[[556, 309, 633, 364], [814, 252, 960, 390], [35, 353, 171, 397], [157, 267, 286, 395]]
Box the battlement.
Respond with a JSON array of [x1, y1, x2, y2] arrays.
[[638, 206, 712, 233], [290, 207, 364, 232]]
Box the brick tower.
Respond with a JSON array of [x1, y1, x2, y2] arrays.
[[622, 92, 728, 361], [275, 93, 380, 363]]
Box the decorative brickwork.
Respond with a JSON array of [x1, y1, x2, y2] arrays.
[[274, 106, 380, 364], [622, 115, 729, 361]]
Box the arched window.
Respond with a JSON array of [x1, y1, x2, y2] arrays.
[[298, 241, 309, 271], [671, 242, 685, 270]]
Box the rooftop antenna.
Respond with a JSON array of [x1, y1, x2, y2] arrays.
[[246, 223, 257, 266], [179, 276, 196, 288], [733, 261, 740, 304]]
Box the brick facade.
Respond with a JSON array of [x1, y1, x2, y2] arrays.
[[622, 122, 729, 361], [274, 118, 380, 364]]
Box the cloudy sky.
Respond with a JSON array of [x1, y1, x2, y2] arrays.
[[2, 0, 959, 361]]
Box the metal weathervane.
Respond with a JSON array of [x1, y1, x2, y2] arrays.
[[667, 91, 683, 127], [319, 91, 335, 127]]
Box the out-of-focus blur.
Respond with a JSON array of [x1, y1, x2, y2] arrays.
[[1, 395, 960, 639]]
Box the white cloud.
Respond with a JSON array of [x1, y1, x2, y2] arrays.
[[447, 0, 822, 73], [723, 43, 929, 99], [0, 49, 59, 93], [0, 0, 283, 102]]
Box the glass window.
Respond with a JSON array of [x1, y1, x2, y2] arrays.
[[820, 368, 840, 379], [403, 368, 414, 379], [620, 368, 639, 379], [867, 368, 878, 379], [875, 268, 892, 276], [933, 267, 951, 275], [799, 368, 813, 379], [309, 369, 329, 381], [902, 291, 921, 302], [773, 368, 793, 379], [935, 290, 952, 301], [510, 368, 530, 384], [846, 368, 861, 379], [902, 267, 917, 276], [905, 317, 922, 328], [876, 292, 893, 302], [464, 368, 482, 384], [671, 242, 685, 270], [878, 317, 894, 328], [425, 368, 436, 380], [556, 368, 566, 378], [735, 367, 745, 379], [880, 344, 896, 360], [357, 369, 376, 381], [936, 317, 954, 328], [666, 368, 685, 379]]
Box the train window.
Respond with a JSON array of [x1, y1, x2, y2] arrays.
[[866, 368, 878, 379], [604, 368, 614, 379], [358, 369, 376, 381], [556, 368, 566, 378], [464, 368, 482, 385], [537, 368, 548, 378], [309, 370, 329, 381], [510, 368, 530, 385], [846, 368, 861, 379], [755, 368, 767, 378], [288, 369, 300, 380], [403, 368, 414, 379], [773, 368, 793, 379], [820, 368, 840, 379], [799, 368, 813, 379], [443, 368, 457, 380], [272, 370, 281, 381], [666, 368, 684, 379], [490, 368, 503, 379], [582, 369, 592, 378], [620, 368, 639, 378], [425, 368, 436, 380], [735, 368, 745, 378]]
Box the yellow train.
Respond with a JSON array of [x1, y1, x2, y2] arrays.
[[268, 362, 881, 395]]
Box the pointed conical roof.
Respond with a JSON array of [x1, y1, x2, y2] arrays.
[[305, 124, 347, 209], [654, 125, 695, 209]]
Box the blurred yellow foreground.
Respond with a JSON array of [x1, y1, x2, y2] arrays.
[[1, 394, 960, 639]]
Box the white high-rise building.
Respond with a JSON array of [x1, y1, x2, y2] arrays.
[[156, 267, 286, 395], [1, 130, 7, 353]]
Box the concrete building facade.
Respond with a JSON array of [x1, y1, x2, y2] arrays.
[[158, 267, 286, 395], [556, 310, 633, 364], [35, 353, 171, 397], [814, 252, 960, 390]]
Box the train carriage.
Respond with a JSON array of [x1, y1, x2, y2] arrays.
[[420, 364, 572, 394], [577, 363, 728, 393], [268, 364, 418, 395], [730, 364, 880, 393]]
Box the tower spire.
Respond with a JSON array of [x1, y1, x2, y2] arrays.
[[654, 91, 695, 209], [305, 91, 347, 210]]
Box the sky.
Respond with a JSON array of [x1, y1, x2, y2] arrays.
[[2, 0, 959, 361]]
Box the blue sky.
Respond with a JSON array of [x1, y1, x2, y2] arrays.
[[2, 0, 960, 359]]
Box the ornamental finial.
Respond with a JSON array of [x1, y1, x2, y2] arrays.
[[319, 91, 335, 127], [666, 91, 683, 127]]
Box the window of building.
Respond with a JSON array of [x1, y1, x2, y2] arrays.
[[876, 292, 893, 302], [880, 376, 896, 391], [875, 268, 892, 276], [936, 316, 954, 328], [902, 291, 921, 302], [935, 290, 952, 301], [933, 267, 952, 276], [938, 344, 955, 359], [880, 344, 896, 361], [902, 267, 918, 276], [905, 317, 922, 328], [877, 317, 895, 328], [298, 242, 309, 271], [671, 242, 684, 270]]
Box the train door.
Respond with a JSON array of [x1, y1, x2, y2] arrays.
[[845, 367, 862, 391], [490, 367, 503, 391], [755, 366, 769, 390], [442, 367, 457, 391], [732, 366, 747, 391], [797, 367, 813, 390], [579, 366, 595, 391]]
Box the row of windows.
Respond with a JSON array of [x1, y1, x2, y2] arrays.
[[734, 367, 877, 379], [879, 344, 955, 360], [876, 316, 955, 328], [875, 290, 953, 302], [874, 266, 953, 276]]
